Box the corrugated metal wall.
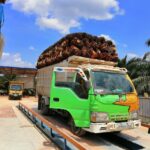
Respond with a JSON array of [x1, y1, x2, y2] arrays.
[[16, 75, 35, 89], [139, 97, 150, 124]]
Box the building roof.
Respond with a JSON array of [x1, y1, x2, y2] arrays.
[[0, 66, 37, 75]]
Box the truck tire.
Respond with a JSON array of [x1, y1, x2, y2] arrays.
[[38, 95, 42, 110], [113, 131, 121, 134], [19, 96, 22, 100], [8, 96, 11, 100], [40, 98, 49, 115], [70, 118, 86, 136]]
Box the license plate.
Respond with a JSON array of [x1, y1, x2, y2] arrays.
[[116, 122, 129, 129], [120, 122, 128, 128]]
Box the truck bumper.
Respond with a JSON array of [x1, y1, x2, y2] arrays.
[[9, 94, 22, 100], [83, 120, 141, 133]]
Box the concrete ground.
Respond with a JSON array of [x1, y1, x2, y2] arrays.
[[0, 96, 59, 150], [21, 97, 150, 150], [1, 96, 150, 150]]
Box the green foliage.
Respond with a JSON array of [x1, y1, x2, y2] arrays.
[[146, 39, 150, 47], [118, 55, 127, 68], [118, 52, 150, 95], [0, 74, 16, 91]]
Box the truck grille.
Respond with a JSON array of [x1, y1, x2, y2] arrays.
[[110, 114, 129, 121]]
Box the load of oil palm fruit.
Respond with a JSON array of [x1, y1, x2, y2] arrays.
[[37, 32, 118, 69]]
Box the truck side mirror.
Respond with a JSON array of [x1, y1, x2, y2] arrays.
[[85, 81, 91, 91]]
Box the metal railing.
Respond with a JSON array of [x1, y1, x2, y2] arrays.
[[139, 97, 150, 133], [139, 97, 150, 124], [19, 102, 86, 150]]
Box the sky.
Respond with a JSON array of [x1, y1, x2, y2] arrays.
[[0, 0, 150, 68]]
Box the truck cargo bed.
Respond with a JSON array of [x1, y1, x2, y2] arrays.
[[36, 56, 116, 97]]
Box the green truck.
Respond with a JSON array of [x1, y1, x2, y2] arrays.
[[36, 56, 141, 136]]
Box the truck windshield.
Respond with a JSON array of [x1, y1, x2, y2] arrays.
[[92, 71, 134, 94], [10, 85, 22, 91]]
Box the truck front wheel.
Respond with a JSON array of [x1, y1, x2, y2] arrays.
[[19, 96, 22, 100], [9, 95, 11, 100], [70, 118, 86, 136], [40, 98, 49, 115], [38, 95, 42, 110]]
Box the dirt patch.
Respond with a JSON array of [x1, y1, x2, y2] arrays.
[[0, 106, 16, 118]]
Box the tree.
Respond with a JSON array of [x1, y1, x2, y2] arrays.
[[132, 53, 150, 95], [146, 39, 150, 47], [118, 52, 150, 95], [0, 74, 17, 91], [118, 55, 127, 68]]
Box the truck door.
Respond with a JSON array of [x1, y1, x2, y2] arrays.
[[50, 67, 90, 127]]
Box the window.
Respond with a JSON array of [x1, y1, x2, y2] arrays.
[[55, 71, 88, 99], [10, 85, 22, 91], [92, 71, 134, 94], [55, 72, 75, 83], [75, 73, 89, 98]]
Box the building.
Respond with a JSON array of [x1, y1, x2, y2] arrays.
[[0, 66, 37, 89]]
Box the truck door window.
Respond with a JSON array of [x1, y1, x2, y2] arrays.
[[55, 72, 76, 89], [75, 73, 88, 99], [55, 72, 75, 83], [55, 72, 88, 99], [84, 70, 90, 80]]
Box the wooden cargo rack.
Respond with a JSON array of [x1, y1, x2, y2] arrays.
[[68, 56, 117, 66]]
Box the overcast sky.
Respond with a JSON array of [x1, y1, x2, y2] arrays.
[[0, 0, 150, 68]]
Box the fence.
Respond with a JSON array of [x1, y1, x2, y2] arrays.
[[139, 97, 150, 124]]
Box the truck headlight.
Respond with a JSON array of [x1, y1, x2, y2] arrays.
[[129, 111, 138, 120], [91, 112, 109, 123]]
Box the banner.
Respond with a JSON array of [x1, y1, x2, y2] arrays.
[[0, 4, 4, 30], [0, 4, 4, 58]]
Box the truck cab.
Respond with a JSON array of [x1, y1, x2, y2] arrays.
[[38, 63, 141, 136], [9, 81, 24, 100]]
